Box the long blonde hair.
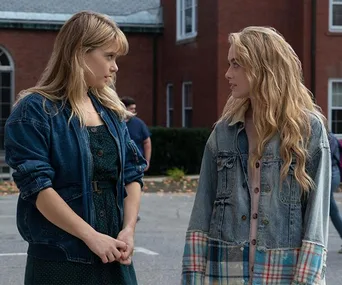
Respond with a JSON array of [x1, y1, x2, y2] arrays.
[[220, 26, 325, 192], [16, 11, 130, 124]]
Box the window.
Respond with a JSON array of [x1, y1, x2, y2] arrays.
[[176, 0, 197, 41], [182, 82, 193, 127], [0, 47, 14, 180], [330, 0, 342, 31], [166, 84, 174, 127], [328, 79, 342, 135]]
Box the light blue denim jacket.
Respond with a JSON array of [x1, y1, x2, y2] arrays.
[[182, 112, 331, 285]]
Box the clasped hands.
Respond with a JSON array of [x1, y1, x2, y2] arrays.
[[84, 226, 134, 265]]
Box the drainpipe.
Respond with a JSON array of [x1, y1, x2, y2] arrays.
[[310, 0, 317, 99]]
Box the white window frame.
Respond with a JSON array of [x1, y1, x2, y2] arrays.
[[0, 46, 15, 180], [328, 78, 342, 138], [176, 0, 197, 41], [182, 81, 193, 127], [329, 0, 342, 32], [166, 84, 174, 127]]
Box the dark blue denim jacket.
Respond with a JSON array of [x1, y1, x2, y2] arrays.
[[4, 93, 146, 264]]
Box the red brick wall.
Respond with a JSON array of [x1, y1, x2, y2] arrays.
[[0, 29, 55, 94], [0, 29, 155, 125], [159, 0, 219, 128], [315, 1, 342, 118], [217, 0, 306, 117], [116, 34, 155, 126]]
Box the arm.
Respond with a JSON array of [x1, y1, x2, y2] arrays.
[[143, 137, 152, 171], [291, 127, 331, 285], [117, 181, 142, 265], [182, 132, 218, 284], [117, 125, 146, 264], [36, 188, 126, 263]]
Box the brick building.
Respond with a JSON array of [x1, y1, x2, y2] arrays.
[[1, 0, 342, 177]]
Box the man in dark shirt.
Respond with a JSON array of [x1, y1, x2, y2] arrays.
[[121, 97, 152, 172]]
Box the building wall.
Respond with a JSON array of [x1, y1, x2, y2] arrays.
[[0, 29, 155, 125], [315, 0, 342, 118], [159, 0, 219, 128]]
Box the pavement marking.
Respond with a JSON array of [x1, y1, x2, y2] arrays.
[[134, 247, 159, 255], [0, 253, 26, 257], [0, 247, 159, 257]]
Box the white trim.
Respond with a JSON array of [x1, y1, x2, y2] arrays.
[[166, 83, 173, 128], [329, 0, 342, 32], [182, 81, 193, 127], [328, 78, 342, 138], [0, 11, 163, 27], [0, 46, 15, 180], [176, 0, 197, 41]]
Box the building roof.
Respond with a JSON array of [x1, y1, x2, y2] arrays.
[[0, 0, 162, 28]]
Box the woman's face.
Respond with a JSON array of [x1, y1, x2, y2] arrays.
[[84, 41, 118, 89], [225, 45, 250, 99]]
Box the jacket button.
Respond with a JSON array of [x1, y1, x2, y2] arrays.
[[252, 213, 258, 219], [251, 239, 257, 245], [99, 210, 105, 217], [97, 150, 104, 157], [241, 215, 247, 221], [255, 162, 260, 168], [90, 127, 97, 133], [254, 187, 260, 194]]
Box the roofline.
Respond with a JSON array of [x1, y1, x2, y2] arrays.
[[0, 10, 164, 31]]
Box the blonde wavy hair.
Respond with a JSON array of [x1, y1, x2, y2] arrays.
[[16, 10, 130, 124], [220, 26, 325, 192]]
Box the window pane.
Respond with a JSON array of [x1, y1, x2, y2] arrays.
[[184, 84, 192, 108], [167, 85, 174, 108], [1, 104, 11, 118], [185, 8, 193, 33], [0, 51, 10, 66], [1, 88, 11, 103], [333, 4, 342, 26], [0, 72, 11, 88], [0, 118, 5, 150], [185, 109, 192, 128], [332, 82, 342, 107], [331, 109, 342, 134], [185, 0, 193, 8], [168, 110, 173, 127]]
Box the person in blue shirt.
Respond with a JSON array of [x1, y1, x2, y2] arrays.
[[328, 132, 342, 253], [121, 97, 152, 172]]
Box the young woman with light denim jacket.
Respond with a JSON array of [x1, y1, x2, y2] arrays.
[[182, 27, 331, 285], [4, 11, 146, 285]]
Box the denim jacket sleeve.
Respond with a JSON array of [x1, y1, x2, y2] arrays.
[[4, 95, 54, 204], [181, 130, 218, 284], [292, 118, 331, 285], [122, 124, 146, 188]]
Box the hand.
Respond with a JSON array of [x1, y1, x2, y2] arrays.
[[144, 161, 150, 172], [83, 231, 127, 263], [116, 226, 135, 265]]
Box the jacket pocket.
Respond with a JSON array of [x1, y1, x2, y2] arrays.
[[217, 154, 237, 198], [279, 162, 301, 205]]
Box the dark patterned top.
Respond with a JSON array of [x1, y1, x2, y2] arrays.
[[24, 124, 138, 285]]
